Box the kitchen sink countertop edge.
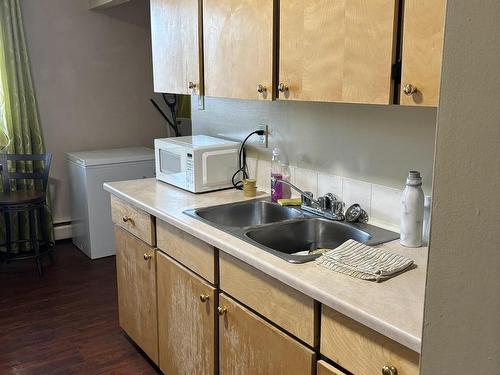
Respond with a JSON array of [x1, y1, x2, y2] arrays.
[[104, 178, 426, 353]]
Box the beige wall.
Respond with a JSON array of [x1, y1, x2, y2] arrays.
[[192, 97, 437, 194], [21, 0, 167, 223], [421, 2, 500, 374]]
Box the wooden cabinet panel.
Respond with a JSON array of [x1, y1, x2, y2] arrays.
[[157, 252, 216, 375], [151, 0, 202, 95], [111, 195, 155, 246], [203, 0, 274, 100], [219, 252, 316, 346], [321, 306, 419, 375], [156, 219, 216, 284], [115, 226, 158, 364], [279, 0, 398, 104], [400, 0, 446, 106], [219, 293, 315, 375], [317, 360, 347, 375]]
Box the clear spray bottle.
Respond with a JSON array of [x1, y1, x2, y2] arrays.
[[270, 148, 291, 202]]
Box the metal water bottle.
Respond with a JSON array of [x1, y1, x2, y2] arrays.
[[400, 171, 425, 247]]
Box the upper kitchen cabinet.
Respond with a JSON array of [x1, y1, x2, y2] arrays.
[[203, 0, 274, 100], [400, 0, 446, 106], [151, 0, 202, 95], [279, 0, 398, 105]]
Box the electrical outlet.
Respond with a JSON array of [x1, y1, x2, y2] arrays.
[[258, 124, 269, 148]]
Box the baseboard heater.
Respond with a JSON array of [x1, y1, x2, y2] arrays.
[[53, 220, 73, 241]]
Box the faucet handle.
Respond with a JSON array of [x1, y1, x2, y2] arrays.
[[317, 196, 326, 210], [324, 193, 337, 203], [333, 200, 345, 216], [318, 193, 340, 212], [319, 193, 333, 210]]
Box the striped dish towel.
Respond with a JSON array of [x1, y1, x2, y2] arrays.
[[315, 239, 414, 282]]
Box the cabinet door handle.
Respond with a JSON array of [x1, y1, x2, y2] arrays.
[[122, 215, 133, 224], [143, 252, 153, 261], [382, 365, 398, 375], [199, 294, 210, 303], [257, 84, 267, 94], [278, 83, 289, 93], [403, 83, 417, 96], [217, 306, 227, 316], [188, 81, 197, 90]]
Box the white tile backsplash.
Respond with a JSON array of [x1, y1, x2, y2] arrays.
[[246, 156, 432, 234], [371, 184, 402, 226], [288, 166, 296, 197], [342, 178, 372, 215], [292, 167, 318, 198], [318, 173, 343, 199], [255, 158, 271, 193], [246, 156, 257, 180]]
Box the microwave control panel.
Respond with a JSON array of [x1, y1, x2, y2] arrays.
[[185, 152, 195, 190]]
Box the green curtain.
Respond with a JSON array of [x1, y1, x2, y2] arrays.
[[0, 0, 54, 252]]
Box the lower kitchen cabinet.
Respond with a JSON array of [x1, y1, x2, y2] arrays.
[[219, 252, 316, 346], [115, 226, 158, 364], [317, 360, 347, 375], [111, 194, 420, 375], [321, 307, 419, 375], [218, 293, 315, 375], [157, 251, 217, 375]]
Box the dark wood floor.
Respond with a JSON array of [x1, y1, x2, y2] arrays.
[[0, 240, 160, 375]]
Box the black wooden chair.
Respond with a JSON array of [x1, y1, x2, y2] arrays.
[[0, 153, 53, 275]]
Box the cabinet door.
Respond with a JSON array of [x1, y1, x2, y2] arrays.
[[317, 360, 348, 375], [151, 0, 202, 95], [400, 0, 446, 106], [115, 226, 158, 364], [279, 0, 398, 104], [203, 0, 274, 100], [157, 252, 216, 375], [321, 307, 419, 375], [219, 293, 315, 375]]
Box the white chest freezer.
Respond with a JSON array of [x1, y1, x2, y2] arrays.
[[67, 147, 155, 259]]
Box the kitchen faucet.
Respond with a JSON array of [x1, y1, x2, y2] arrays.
[[272, 178, 345, 221]]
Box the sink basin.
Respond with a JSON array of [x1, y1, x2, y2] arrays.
[[245, 218, 399, 263], [184, 199, 399, 264], [191, 200, 303, 228]]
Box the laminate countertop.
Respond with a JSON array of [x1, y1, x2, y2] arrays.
[[104, 178, 426, 353]]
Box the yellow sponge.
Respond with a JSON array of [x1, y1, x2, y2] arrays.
[[277, 198, 302, 206]]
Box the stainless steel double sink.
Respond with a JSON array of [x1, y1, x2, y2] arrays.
[[184, 198, 399, 263]]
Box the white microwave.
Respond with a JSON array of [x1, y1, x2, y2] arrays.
[[154, 135, 240, 193]]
